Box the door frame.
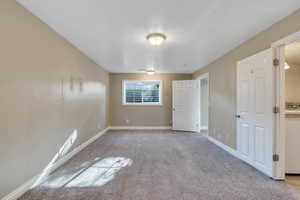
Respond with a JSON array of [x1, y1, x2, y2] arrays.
[[271, 30, 300, 180], [196, 73, 210, 135]]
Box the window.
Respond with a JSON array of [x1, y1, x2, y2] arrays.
[[122, 80, 162, 105]]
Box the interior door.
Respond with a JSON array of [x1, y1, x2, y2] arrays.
[[237, 49, 274, 177], [172, 80, 199, 132]]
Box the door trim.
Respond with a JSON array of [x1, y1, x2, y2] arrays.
[[271, 30, 300, 180], [196, 73, 210, 135]]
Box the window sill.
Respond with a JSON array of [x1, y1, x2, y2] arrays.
[[122, 103, 163, 106]]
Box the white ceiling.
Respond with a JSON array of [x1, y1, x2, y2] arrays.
[[17, 0, 300, 73]]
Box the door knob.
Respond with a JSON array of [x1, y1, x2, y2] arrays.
[[235, 114, 241, 118]]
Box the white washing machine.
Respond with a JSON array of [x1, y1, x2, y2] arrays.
[[286, 113, 300, 174]]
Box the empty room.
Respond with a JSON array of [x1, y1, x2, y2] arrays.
[[2, 0, 300, 199]]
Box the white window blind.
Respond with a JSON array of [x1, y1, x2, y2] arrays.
[[122, 80, 162, 105]]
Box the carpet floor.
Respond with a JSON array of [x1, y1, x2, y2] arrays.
[[18, 130, 300, 200]]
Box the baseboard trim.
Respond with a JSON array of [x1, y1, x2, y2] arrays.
[[46, 127, 110, 174], [207, 136, 239, 158], [207, 136, 272, 177], [109, 126, 172, 130], [1, 127, 110, 200], [1, 176, 39, 200], [200, 126, 208, 131]]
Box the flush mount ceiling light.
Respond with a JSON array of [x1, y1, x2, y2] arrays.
[[146, 69, 155, 75], [137, 68, 155, 75], [285, 62, 290, 70], [146, 33, 167, 46]]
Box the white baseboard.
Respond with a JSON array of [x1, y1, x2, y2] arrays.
[[207, 136, 272, 177], [207, 136, 239, 158], [1, 127, 110, 200], [46, 127, 109, 174], [1, 176, 39, 200], [109, 126, 172, 130], [200, 126, 208, 131]]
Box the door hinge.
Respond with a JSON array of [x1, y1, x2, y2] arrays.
[[273, 58, 280, 67], [273, 154, 279, 162], [273, 106, 280, 114]]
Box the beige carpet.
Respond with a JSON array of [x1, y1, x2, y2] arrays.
[[19, 130, 300, 200]]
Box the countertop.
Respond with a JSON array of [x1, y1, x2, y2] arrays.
[[286, 110, 300, 115]]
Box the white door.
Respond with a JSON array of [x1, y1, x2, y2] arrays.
[[237, 49, 274, 177], [172, 80, 199, 132]]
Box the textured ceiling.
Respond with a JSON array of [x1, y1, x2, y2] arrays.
[[17, 0, 300, 73]]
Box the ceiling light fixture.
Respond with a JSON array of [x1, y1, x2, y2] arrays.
[[285, 62, 290, 70], [146, 69, 155, 75], [146, 33, 166, 46]]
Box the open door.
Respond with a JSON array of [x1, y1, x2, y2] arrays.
[[236, 49, 274, 177], [172, 80, 199, 132]]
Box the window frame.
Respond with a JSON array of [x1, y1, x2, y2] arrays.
[[122, 80, 163, 106]]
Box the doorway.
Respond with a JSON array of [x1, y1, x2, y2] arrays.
[[233, 30, 300, 180], [197, 73, 209, 136], [272, 30, 300, 180], [284, 40, 300, 178]]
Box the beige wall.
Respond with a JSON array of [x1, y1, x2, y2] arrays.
[[0, 0, 109, 198], [110, 73, 192, 127], [193, 9, 300, 149], [286, 64, 300, 103]]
